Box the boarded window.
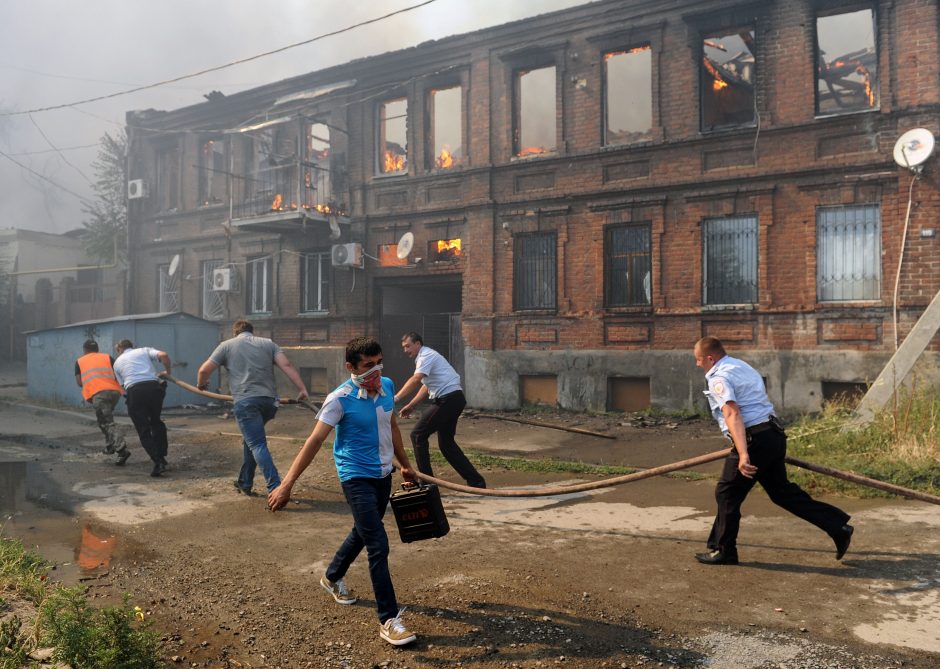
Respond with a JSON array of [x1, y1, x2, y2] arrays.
[[604, 47, 652, 145], [301, 251, 330, 313], [520, 375, 557, 406], [605, 223, 651, 307], [817, 205, 881, 302], [429, 86, 462, 170], [198, 138, 226, 206], [701, 28, 755, 131], [703, 215, 758, 305], [247, 256, 272, 314], [378, 98, 408, 174], [816, 7, 878, 116], [514, 232, 556, 310], [607, 377, 651, 412], [514, 66, 556, 157], [202, 259, 225, 321]]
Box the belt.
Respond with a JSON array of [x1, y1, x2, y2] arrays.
[[433, 389, 463, 403], [746, 419, 776, 438]]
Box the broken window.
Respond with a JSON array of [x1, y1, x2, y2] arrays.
[[817, 205, 881, 301], [429, 86, 462, 170], [246, 255, 272, 314], [301, 251, 330, 313], [514, 232, 556, 310], [605, 224, 651, 307], [378, 98, 408, 174], [702, 215, 758, 305], [249, 125, 298, 210], [604, 47, 652, 146], [201, 259, 225, 321], [157, 263, 180, 313], [514, 65, 556, 157], [198, 138, 226, 206], [701, 28, 755, 131], [155, 144, 179, 211], [815, 7, 878, 116], [429, 238, 462, 262], [305, 122, 332, 210]]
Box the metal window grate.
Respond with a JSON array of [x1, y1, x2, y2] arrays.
[[514, 232, 556, 310], [703, 215, 758, 305], [158, 265, 179, 313], [605, 224, 651, 306], [817, 205, 881, 301], [202, 259, 225, 320]]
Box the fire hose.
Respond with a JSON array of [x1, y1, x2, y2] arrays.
[[164, 374, 940, 504], [162, 374, 320, 413]]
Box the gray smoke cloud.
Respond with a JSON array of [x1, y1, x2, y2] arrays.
[[0, 0, 587, 234]]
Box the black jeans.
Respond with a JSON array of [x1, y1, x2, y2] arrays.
[[410, 390, 485, 488], [707, 428, 850, 554], [125, 381, 168, 465], [327, 475, 398, 623]]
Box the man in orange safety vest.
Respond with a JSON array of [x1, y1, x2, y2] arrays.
[[75, 339, 130, 465]]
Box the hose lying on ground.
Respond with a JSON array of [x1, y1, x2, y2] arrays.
[[162, 374, 320, 412]]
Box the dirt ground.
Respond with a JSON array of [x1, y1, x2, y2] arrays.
[[1, 375, 939, 669]]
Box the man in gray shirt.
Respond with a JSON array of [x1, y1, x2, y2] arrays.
[[197, 319, 309, 495]]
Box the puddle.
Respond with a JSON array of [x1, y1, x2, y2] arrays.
[[0, 460, 28, 510], [76, 524, 117, 570]]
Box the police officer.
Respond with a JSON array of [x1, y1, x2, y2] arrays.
[[693, 336, 854, 565], [75, 339, 130, 465]]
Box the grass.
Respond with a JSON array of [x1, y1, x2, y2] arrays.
[[784, 387, 940, 497], [0, 534, 164, 668]]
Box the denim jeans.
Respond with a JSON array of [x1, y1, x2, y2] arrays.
[[233, 396, 279, 493], [326, 475, 398, 623]]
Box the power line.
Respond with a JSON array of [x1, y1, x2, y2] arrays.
[[0, 0, 440, 118], [29, 114, 92, 184], [0, 146, 94, 205], [7, 144, 98, 156]]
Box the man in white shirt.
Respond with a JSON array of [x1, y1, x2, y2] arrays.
[[394, 332, 485, 488], [113, 339, 172, 477]]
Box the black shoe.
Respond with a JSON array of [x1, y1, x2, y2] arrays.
[[150, 461, 166, 477], [695, 550, 739, 565], [160, 458, 169, 471], [233, 481, 254, 496], [833, 524, 854, 560], [115, 449, 130, 466], [103, 445, 115, 455]]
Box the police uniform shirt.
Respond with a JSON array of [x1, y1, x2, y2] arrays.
[[703, 355, 776, 434], [414, 346, 461, 399], [113, 347, 163, 390]]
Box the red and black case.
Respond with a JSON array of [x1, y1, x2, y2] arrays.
[[389, 483, 450, 543]]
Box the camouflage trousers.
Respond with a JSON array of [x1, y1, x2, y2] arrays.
[[90, 390, 127, 455]]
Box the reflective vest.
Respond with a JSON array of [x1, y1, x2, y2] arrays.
[[77, 352, 123, 401]]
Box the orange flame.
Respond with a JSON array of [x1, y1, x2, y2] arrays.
[[435, 238, 462, 259], [383, 150, 406, 173], [517, 146, 547, 157], [713, 78, 728, 91], [436, 146, 454, 169], [271, 193, 283, 210]]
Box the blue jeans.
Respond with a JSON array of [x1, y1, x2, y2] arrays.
[[326, 475, 398, 623], [233, 397, 279, 493]]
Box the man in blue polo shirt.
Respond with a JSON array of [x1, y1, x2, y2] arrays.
[[268, 336, 419, 647]]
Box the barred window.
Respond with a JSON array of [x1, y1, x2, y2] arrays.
[[514, 232, 556, 310], [246, 256, 272, 314], [702, 215, 758, 305], [202, 259, 225, 321], [605, 224, 651, 307], [301, 251, 330, 313], [157, 264, 179, 313], [817, 205, 881, 302]]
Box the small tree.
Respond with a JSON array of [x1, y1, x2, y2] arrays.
[[81, 131, 127, 264]]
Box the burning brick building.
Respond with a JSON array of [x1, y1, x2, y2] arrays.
[[125, 0, 940, 413]]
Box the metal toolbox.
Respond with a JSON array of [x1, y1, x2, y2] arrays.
[[389, 483, 450, 543]]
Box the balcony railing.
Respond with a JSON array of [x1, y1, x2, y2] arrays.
[[233, 161, 335, 221]]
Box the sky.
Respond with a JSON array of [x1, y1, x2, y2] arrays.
[[0, 0, 591, 235]]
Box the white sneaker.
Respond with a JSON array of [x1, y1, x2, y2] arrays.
[[379, 608, 416, 646], [320, 575, 357, 605]]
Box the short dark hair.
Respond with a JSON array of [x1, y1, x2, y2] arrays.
[[82, 339, 99, 353], [233, 319, 254, 335], [402, 332, 423, 345], [116, 339, 134, 352], [346, 336, 382, 366]]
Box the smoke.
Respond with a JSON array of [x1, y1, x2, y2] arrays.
[[0, 0, 587, 234]]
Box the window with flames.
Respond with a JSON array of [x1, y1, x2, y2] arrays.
[[428, 238, 462, 262]]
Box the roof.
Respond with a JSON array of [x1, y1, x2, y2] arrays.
[[26, 312, 217, 335]]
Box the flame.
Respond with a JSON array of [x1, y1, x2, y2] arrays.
[[436, 146, 454, 169], [383, 150, 406, 172], [856, 64, 875, 106], [517, 146, 547, 157], [605, 46, 649, 60], [435, 238, 462, 259], [271, 193, 283, 210], [713, 78, 728, 91], [703, 58, 728, 91], [203, 140, 214, 154]]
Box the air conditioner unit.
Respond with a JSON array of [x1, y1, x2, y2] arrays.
[[211, 268, 233, 291], [127, 179, 149, 200], [331, 243, 363, 268]]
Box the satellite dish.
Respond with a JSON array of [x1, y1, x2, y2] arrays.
[[167, 254, 180, 277], [893, 128, 935, 171], [396, 232, 415, 260]]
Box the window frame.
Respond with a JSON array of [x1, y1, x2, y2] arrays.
[[201, 258, 225, 321], [197, 136, 227, 207], [816, 204, 882, 303], [246, 255, 273, 315], [300, 250, 331, 314], [157, 263, 180, 313], [376, 96, 409, 176], [701, 214, 759, 306], [425, 83, 464, 172], [699, 25, 757, 133], [513, 231, 557, 312], [602, 45, 654, 147], [512, 62, 558, 159], [604, 222, 652, 308], [813, 3, 879, 118]]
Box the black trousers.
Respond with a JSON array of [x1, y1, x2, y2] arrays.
[[707, 427, 850, 554], [410, 390, 485, 488], [125, 381, 168, 465]]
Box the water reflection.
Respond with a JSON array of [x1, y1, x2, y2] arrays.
[[76, 525, 117, 570]]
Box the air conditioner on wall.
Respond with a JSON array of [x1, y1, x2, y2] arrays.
[[331, 243, 363, 268], [127, 179, 149, 199], [211, 268, 233, 291]]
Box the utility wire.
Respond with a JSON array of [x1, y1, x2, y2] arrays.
[[0, 146, 94, 204], [0, 0, 440, 118], [7, 144, 98, 156], [29, 113, 92, 183]]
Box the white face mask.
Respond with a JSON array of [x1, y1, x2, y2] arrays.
[[350, 363, 383, 385]]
